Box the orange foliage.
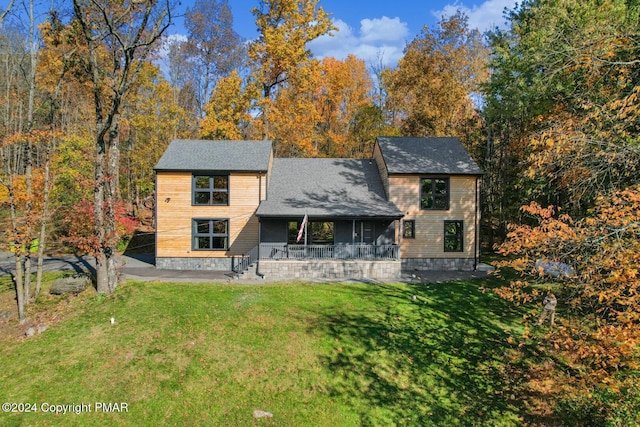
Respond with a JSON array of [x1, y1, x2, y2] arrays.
[[494, 185, 640, 422]]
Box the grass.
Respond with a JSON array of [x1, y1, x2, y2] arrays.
[[0, 277, 527, 426]]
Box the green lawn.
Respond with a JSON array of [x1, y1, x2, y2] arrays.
[[0, 278, 526, 426]]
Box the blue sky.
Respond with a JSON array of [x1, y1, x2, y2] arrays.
[[171, 0, 517, 67]]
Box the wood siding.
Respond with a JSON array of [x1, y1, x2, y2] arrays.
[[156, 171, 266, 258], [389, 174, 478, 258]]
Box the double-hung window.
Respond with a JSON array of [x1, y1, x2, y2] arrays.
[[193, 175, 228, 205], [193, 219, 228, 250], [420, 177, 449, 210], [444, 220, 463, 252]]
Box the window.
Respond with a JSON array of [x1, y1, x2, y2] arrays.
[[193, 219, 228, 250], [193, 175, 228, 205], [402, 220, 415, 239], [420, 177, 449, 210], [288, 221, 302, 244], [444, 220, 463, 252], [311, 221, 334, 244]]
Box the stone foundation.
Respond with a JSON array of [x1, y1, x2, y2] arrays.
[[401, 257, 476, 272], [156, 257, 232, 271], [155, 257, 477, 277], [257, 259, 401, 281]]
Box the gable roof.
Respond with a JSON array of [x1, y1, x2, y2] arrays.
[[376, 136, 482, 175], [256, 158, 403, 219], [154, 140, 272, 172]]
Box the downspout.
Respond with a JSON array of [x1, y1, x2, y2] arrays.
[[256, 172, 264, 278], [474, 176, 480, 270], [256, 217, 264, 279]]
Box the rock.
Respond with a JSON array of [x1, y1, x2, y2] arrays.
[[25, 327, 35, 337], [37, 324, 48, 334], [0, 311, 12, 320], [50, 275, 91, 295], [253, 409, 273, 419], [535, 259, 575, 278], [476, 263, 496, 272]]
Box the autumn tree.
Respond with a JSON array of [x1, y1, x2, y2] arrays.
[[200, 69, 256, 140], [385, 11, 488, 139], [314, 55, 374, 157], [248, 0, 334, 154], [269, 59, 322, 156], [182, 0, 245, 119], [0, 0, 60, 321], [494, 186, 640, 424], [72, 0, 173, 293], [482, 0, 640, 245], [122, 61, 188, 213]]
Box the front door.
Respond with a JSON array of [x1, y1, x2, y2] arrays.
[[356, 221, 375, 244]]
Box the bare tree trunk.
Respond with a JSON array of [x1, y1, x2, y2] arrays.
[[0, 0, 15, 25], [106, 117, 120, 292], [23, 0, 39, 304], [72, 0, 173, 292], [94, 127, 108, 293], [35, 139, 53, 300], [14, 254, 26, 323]]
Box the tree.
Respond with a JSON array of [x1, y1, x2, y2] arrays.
[[494, 186, 640, 424], [200, 69, 255, 140], [482, 0, 640, 243], [314, 55, 374, 157], [122, 61, 188, 211], [182, 0, 245, 118], [385, 11, 488, 139], [247, 0, 334, 152], [72, 0, 173, 293], [0, 0, 56, 322], [0, 0, 15, 25]]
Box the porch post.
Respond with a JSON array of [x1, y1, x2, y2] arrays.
[[304, 214, 308, 257], [352, 220, 355, 245]]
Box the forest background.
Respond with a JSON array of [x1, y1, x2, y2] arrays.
[[1, 0, 639, 424]]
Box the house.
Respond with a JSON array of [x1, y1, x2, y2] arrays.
[[154, 136, 481, 279]]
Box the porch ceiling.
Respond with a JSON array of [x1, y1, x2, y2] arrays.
[[256, 158, 403, 219]]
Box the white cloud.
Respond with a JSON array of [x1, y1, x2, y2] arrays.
[[360, 16, 409, 43], [433, 0, 518, 33], [308, 17, 409, 67]]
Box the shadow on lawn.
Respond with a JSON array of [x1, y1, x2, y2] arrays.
[[309, 279, 525, 426]]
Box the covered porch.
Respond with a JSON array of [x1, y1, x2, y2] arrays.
[[257, 216, 400, 260], [249, 157, 404, 279]]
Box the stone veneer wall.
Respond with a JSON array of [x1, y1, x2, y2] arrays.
[[401, 258, 476, 272], [156, 257, 232, 271], [156, 257, 477, 275], [257, 260, 401, 281]]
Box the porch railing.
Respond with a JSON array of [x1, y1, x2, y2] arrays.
[[259, 243, 399, 261], [232, 245, 259, 274]]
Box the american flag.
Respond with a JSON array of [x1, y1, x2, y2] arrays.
[[296, 214, 308, 243]]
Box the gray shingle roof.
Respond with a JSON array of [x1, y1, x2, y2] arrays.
[[377, 136, 482, 175], [154, 140, 272, 172], [256, 158, 403, 218]]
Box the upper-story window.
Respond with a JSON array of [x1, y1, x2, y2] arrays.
[[193, 175, 228, 205], [420, 177, 449, 210]]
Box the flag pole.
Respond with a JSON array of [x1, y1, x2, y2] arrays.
[[304, 212, 308, 256]]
